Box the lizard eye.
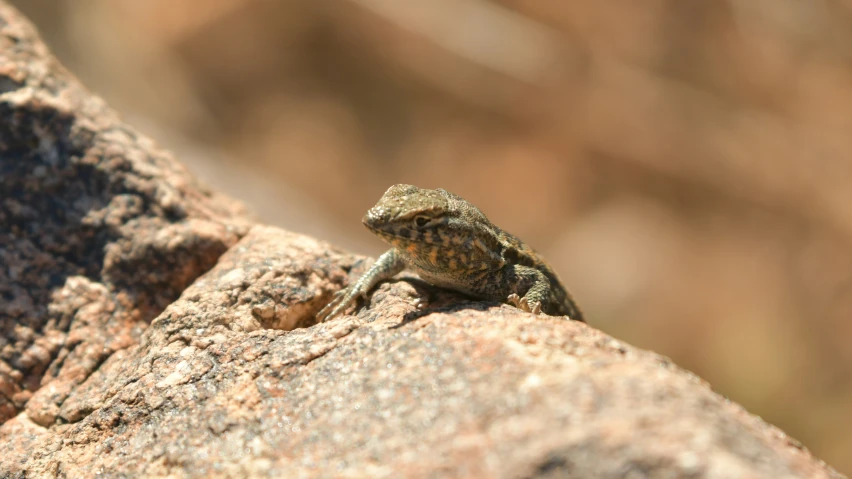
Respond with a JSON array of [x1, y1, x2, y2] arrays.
[[414, 215, 430, 227]]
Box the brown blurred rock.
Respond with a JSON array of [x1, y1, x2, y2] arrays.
[[0, 0, 251, 428], [0, 2, 845, 478]]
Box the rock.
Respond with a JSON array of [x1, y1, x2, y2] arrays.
[[2, 225, 842, 478], [0, 0, 251, 429], [0, 2, 844, 479]]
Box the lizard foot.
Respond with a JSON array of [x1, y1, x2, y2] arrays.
[[316, 285, 362, 322], [507, 294, 542, 315]]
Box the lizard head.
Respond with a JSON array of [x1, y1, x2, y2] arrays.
[[362, 184, 494, 259]]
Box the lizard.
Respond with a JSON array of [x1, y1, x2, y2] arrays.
[[316, 184, 585, 322]]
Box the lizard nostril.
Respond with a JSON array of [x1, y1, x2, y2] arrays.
[[364, 207, 385, 226]]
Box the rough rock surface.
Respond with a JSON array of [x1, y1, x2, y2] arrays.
[[0, 2, 845, 478], [1, 225, 844, 478], [0, 0, 251, 429]]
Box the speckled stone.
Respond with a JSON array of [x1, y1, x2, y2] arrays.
[[2, 225, 843, 478], [0, 0, 250, 430]]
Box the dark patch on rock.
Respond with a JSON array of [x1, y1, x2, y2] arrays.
[[0, 1, 251, 426]]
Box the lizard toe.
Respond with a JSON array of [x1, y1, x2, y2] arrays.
[[507, 293, 522, 309], [506, 294, 543, 315], [507, 294, 533, 313], [529, 300, 542, 315]]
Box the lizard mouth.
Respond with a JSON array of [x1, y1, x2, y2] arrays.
[[362, 211, 449, 249], [367, 224, 412, 243], [363, 213, 413, 239], [361, 216, 391, 236]]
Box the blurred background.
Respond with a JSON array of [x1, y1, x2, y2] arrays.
[[10, 0, 852, 473]]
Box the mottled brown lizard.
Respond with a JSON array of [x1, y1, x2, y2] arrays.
[[317, 184, 585, 322]]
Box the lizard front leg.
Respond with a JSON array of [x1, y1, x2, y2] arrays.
[[316, 248, 405, 322], [505, 265, 551, 315]]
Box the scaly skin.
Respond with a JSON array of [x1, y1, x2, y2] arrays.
[[317, 184, 584, 322]]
